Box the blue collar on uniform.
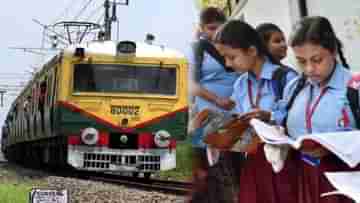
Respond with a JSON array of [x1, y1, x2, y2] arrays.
[[326, 63, 348, 90], [248, 59, 278, 80], [306, 63, 347, 90]]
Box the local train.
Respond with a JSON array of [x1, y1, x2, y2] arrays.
[[1, 40, 189, 178]]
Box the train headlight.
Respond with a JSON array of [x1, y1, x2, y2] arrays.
[[120, 135, 128, 144], [154, 130, 171, 148], [81, 128, 99, 145], [116, 41, 136, 56]]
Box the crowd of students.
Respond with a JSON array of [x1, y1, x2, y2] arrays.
[[187, 6, 360, 203]]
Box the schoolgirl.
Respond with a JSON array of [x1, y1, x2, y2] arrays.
[[187, 7, 240, 203], [215, 20, 298, 203], [284, 16, 360, 203], [256, 23, 289, 65]]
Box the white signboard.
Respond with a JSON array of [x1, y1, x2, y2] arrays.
[[29, 189, 68, 203]]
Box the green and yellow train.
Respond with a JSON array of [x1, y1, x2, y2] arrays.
[[1, 40, 189, 177]]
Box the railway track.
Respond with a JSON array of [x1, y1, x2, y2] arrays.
[[0, 158, 7, 164], [1, 161, 192, 195], [52, 169, 193, 196], [88, 174, 192, 195]]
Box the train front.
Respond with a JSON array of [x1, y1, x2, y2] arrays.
[[57, 41, 188, 176]]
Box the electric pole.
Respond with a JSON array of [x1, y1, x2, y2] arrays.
[[0, 90, 6, 107], [104, 0, 129, 40], [104, 0, 111, 40]]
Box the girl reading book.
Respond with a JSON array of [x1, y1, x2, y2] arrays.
[[215, 20, 298, 203], [283, 16, 360, 203]]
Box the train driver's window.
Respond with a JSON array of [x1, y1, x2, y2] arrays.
[[112, 78, 139, 92]]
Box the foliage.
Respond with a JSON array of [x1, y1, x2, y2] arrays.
[[159, 140, 193, 181], [0, 183, 37, 203], [195, 0, 238, 16]]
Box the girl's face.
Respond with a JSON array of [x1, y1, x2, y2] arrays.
[[200, 22, 222, 41], [267, 31, 287, 61], [292, 43, 336, 84], [216, 43, 257, 73]]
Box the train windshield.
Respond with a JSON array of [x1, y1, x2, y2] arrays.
[[73, 64, 177, 95]]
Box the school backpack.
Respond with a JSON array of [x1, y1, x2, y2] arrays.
[[284, 75, 360, 128], [192, 39, 234, 78], [271, 66, 297, 101]]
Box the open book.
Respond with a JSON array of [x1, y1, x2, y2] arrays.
[[321, 172, 360, 202], [249, 119, 360, 168], [191, 109, 251, 150]]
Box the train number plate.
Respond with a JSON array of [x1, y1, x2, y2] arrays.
[[111, 105, 140, 116]]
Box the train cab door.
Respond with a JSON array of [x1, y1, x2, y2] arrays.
[[13, 105, 19, 143], [50, 66, 58, 134], [35, 79, 46, 138], [20, 97, 27, 141], [37, 78, 48, 138], [29, 85, 37, 139], [24, 94, 32, 140], [44, 71, 55, 137]]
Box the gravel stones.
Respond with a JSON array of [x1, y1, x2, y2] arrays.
[[46, 176, 186, 203], [0, 164, 186, 203]]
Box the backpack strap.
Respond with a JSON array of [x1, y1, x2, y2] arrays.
[[192, 41, 205, 82], [282, 75, 307, 127], [271, 66, 297, 101], [346, 87, 360, 129], [283, 75, 360, 129], [286, 75, 307, 111]]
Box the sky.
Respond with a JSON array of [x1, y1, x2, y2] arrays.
[[0, 0, 199, 135]]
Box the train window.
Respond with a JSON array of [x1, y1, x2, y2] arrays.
[[73, 64, 177, 95]]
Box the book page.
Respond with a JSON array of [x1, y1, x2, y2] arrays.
[[297, 131, 360, 168], [321, 172, 360, 202], [300, 131, 360, 156], [250, 119, 295, 145], [250, 119, 360, 168]]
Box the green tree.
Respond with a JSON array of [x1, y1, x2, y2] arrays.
[[195, 0, 237, 16]]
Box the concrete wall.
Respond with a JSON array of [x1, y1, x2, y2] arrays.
[[231, 0, 360, 71], [231, 0, 297, 68], [306, 0, 360, 71]]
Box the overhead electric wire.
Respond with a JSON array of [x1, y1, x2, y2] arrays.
[[73, 0, 95, 21], [84, 3, 103, 22], [0, 73, 31, 76], [32, 19, 69, 45], [52, 0, 79, 24], [2, 1, 110, 110], [96, 12, 105, 26], [0, 85, 25, 88], [0, 78, 30, 82]]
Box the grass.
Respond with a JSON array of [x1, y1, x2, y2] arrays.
[[0, 183, 39, 203], [159, 139, 193, 181], [0, 165, 47, 203]]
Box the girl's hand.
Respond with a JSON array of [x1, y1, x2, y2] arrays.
[[239, 108, 271, 122], [301, 140, 329, 158], [193, 109, 210, 129], [215, 97, 235, 110], [301, 147, 329, 158]]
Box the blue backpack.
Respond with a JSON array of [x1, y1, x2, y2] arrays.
[[271, 66, 297, 101]]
